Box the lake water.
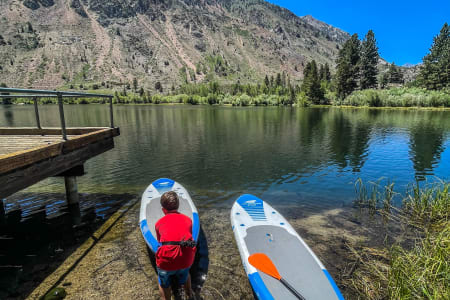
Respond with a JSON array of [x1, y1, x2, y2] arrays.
[[1, 104, 450, 298], [2, 105, 450, 214]]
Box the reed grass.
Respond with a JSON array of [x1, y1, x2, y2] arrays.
[[388, 226, 449, 299], [350, 179, 449, 299]]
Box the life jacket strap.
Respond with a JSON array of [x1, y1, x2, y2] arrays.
[[160, 240, 197, 248]]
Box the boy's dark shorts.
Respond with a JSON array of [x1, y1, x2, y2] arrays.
[[157, 267, 190, 288]]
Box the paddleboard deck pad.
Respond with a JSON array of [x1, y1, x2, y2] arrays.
[[231, 194, 344, 300], [140, 178, 199, 252]]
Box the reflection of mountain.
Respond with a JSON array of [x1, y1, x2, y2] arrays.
[[106, 107, 375, 190], [409, 122, 445, 180]]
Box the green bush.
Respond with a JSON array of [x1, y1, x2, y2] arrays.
[[267, 94, 281, 106], [175, 94, 189, 104], [296, 92, 310, 107], [207, 93, 218, 105], [341, 88, 450, 107], [254, 94, 269, 106], [221, 94, 233, 105], [152, 95, 161, 104], [232, 94, 251, 106]]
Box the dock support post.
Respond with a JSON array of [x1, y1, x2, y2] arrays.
[[64, 176, 81, 225]]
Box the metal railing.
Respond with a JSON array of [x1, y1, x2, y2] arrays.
[[0, 87, 114, 140]]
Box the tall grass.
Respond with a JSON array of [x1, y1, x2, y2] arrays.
[[350, 180, 449, 299], [354, 178, 396, 216], [388, 227, 449, 299], [403, 181, 449, 230], [340, 88, 450, 108]]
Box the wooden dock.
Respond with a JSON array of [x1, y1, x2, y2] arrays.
[[0, 87, 119, 225], [0, 127, 120, 199]]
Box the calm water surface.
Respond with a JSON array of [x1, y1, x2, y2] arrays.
[[1, 105, 450, 214]]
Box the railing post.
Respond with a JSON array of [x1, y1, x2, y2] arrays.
[[57, 93, 68, 140], [33, 97, 41, 129], [109, 96, 114, 128]]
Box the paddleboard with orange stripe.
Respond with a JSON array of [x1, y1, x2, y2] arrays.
[[231, 194, 344, 300]]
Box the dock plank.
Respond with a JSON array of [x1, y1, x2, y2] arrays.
[[0, 127, 120, 184]]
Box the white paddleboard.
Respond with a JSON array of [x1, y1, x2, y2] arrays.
[[139, 178, 200, 252], [231, 194, 344, 300]]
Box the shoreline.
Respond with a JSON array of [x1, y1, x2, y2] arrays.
[[4, 102, 450, 111], [12, 199, 387, 300], [1, 180, 448, 299]]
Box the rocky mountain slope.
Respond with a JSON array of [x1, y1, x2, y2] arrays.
[[0, 0, 350, 91]]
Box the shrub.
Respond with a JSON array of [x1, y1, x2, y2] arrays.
[[296, 92, 310, 107], [152, 95, 162, 104], [341, 88, 450, 108], [207, 93, 218, 105], [267, 94, 281, 106], [221, 94, 233, 105], [187, 95, 199, 105]]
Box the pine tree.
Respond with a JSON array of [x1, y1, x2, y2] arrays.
[[275, 73, 282, 87], [155, 81, 162, 92], [133, 77, 138, 92], [379, 73, 388, 89], [319, 64, 325, 81], [319, 63, 331, 82], [360, 30, 379, 89], [336, 34, 361, 99], [419, 23, 450, 90], [324, 63, 331, 81], [388, 62, 403, 84], [264, 75, 270, 87], [302, 60, 323, 104]]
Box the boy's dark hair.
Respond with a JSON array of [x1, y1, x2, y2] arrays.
[[160, 191, 179, 211]]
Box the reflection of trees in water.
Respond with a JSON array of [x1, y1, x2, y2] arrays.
[[328, 110, 372, 172], [409, 123, 445, 180], [1, 105, 448, 192], [348, 123, 371, 172]]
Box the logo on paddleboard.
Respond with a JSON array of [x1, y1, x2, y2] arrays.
[[244, 200, 257, 206]]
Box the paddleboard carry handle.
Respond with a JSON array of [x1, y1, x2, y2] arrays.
[[280, 277, 306, 300]]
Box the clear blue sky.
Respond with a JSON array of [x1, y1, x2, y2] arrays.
[[268, 0, 449, 65]]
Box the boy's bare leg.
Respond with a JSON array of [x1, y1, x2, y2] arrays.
[[182, 274, 193, 298], [158, 284, 172, 300]]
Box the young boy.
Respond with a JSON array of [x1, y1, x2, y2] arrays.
[[155, 191, 196, 300]]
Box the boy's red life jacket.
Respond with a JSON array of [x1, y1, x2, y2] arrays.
[[155, 212, 196, 271]]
